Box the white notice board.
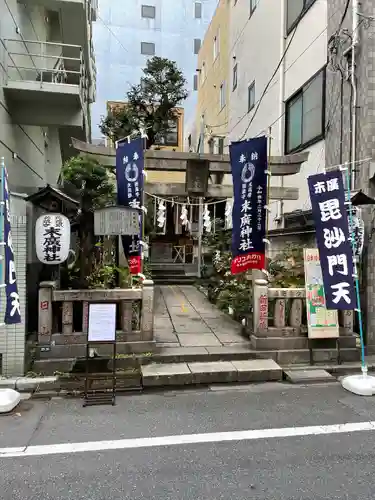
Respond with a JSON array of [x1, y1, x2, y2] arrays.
[[88, 303, 116, 342]]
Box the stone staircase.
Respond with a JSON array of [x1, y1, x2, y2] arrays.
[[150, 265, 197, 285]]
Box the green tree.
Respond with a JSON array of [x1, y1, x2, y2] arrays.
[[61, 155, 115, 287], [100, 56, 188, 148]]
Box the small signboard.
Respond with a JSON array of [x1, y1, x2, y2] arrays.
[[94, 206, 140, 236], [88, 303, 116, 342], [304, 248, 339, 339]]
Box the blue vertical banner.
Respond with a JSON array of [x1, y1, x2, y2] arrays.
[[2, 166, 21, 324], [229, 137, 268, 274], [308, 170, 356, 310], [115, 138, 144, 275]]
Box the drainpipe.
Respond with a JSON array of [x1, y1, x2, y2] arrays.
[[278, 0, 286, 221], [351, 0, 359, 190]]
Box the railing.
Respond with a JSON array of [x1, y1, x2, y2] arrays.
[[252, 279, 354, 336], [38, 281, 155, 346], [2, 38, 85, 97]]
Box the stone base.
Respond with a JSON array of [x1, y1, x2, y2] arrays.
[[37, 341, 156, 359], [141, 359, 282, 387], [253, 347, 359, 365], [251, 335, 357, 351]]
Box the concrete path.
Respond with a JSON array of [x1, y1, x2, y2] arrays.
[[154, 285, 248, 347]]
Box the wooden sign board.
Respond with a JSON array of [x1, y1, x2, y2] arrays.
[[304, 248, 339, 339], [185, 159, 209, 196], [94, 206, 140, 236]]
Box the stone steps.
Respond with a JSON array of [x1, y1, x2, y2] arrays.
[[251, 335, 357, 351], [141, 359, 283, 387], [37, 341, 155, 359]]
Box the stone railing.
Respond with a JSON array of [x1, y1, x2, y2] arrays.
[[252, 278, 354, 336], [38, 280, 154, 346]]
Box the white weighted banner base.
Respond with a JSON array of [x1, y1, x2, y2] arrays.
[[341, 373, 375, 396], [0, 388, 21, 413]]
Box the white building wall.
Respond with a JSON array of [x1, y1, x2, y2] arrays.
[[228, 0, 327, 229]]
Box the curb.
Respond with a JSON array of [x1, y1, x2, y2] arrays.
[[0, 376, 59, 393]]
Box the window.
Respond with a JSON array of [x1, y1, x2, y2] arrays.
[[213, 31, 219, 60], [194, 2, 202, 18], [141, 42, 155, 55], [220, 81, 226, 109], [287, 0, 316, 33], [193, 74, 198, 91], [155, 118, 179, 146], [218, 137, 224, 155], [250, 0, 258, 16], [248, 81, 255, 112], [194, 38, 201, 54], [232, 63, 238, 90], [141, 5, 156, 18], [285, 68, 325, 154]]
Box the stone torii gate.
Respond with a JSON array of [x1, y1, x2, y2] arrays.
[[71, 138, 308, 200], [71, 138, 308, 274]]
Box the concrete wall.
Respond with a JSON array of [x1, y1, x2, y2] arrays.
[[228, 0, 327, 229]]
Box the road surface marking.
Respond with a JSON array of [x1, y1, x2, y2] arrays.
[[1, 421, 375, 458]]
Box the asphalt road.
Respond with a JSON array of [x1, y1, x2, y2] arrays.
[[1, 382, 375, 499]]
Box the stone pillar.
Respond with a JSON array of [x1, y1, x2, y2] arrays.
[[38, 281, 56, 346], [62, 301, 73, 334], [252, 278, 268, 335], [121, 301, 133, 335], [289, 299, 303, 328], [141, 279, 154, 341], [273, 299, 286, 328], [341, 310, 354, 335]]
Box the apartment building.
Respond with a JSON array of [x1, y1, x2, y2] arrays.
[[188, 0, 230, 154], [92, 0, 218, 140], [228, 0, 327, 243], [0, 0, 96, 375]]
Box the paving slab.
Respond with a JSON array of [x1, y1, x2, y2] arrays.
[[154, 347, 208, 362], [205, 345, 254, 359], [284, 369, 336, 384], [177, 333, 221, 347], [141, 363, 192, 387], [214, 332, 246, 343], [154, 332, 179, 343], [188, 361, 237, 384], [231, 359, 283, 382], [173, 323, 212, 334]]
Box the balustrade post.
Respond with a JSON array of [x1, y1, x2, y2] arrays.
[[121, 301, 133, 335], [82, 301, 89, 334], [341, 310, 354, 334], [38, 281, 56, 346], [273, 299, 286, 328], [141, 279, 154, 341], [62, 301, 73, 334], [289, 298, 303, 328], [252, 278, 268, 335]]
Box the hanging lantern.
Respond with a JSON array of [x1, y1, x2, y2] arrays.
[[35, 213, 70, 264], [180, 204, 189, 226], [203, 204, 211, 233], [156, 199, 166, 228], [225, 198, 233, 229]]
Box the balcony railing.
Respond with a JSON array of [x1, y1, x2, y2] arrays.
[[2, 38, 87, 101]]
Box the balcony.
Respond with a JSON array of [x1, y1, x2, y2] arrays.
[[2, 39, 88, 128], [17, 0, 97, 21]]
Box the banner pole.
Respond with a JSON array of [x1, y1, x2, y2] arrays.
[[344, 166, 366, 373], [264, 126, 272, 275]]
